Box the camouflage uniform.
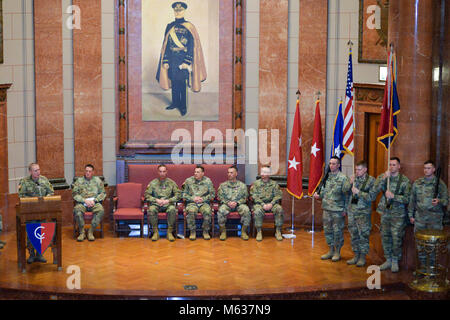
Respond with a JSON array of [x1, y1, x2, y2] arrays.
[[372, 173, 411, 263], [318, 172, 351, 251], [408, 176, 448, 232], [182, 176, 215, 233], [18, 175, 54, 261], [250, 179, 284, 229], [347, 174, 376, 256], [217, 180, 250, 228], [72, 176, 106, 230], [145, 178, 181, 231]]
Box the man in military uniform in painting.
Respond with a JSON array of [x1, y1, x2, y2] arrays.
[[346, 161, 376, 267], [313, 156, 351, 262], [217, 166, 250, 241], [18, 163, 55, 263], [72, 164, 106, 242], [408, 160, 448, 267], [145, 164, 181, 242], [182, 165, 215, 241], [156, 1, 207, 116], [371, 157, 411, 273], [250, 166, 284, 241]]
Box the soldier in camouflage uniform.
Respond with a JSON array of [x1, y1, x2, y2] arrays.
[[18, 163, 54, 263], [217, 166, 250, 241], [346, 161, 376, 267], [409, 160, 448, 231], [408, 160, 448, 267], [250, 166, 284, 241], [145, 165, 181, 242], [314, 156, 351, 262], [372, 157, 411, 273], [72, 164, 106, 242], [182, 165, 215, 240]]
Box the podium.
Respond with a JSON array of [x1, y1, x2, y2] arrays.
[[16, 196, 62, 273]]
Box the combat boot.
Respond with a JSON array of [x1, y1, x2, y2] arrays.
[[27, 248, 36, 264], [391, 259, 399, 273], [321, 246, 335, 260], [151, 227, 159, 241], [241, 226, 249, 241], [356, 254, 366, 267], [275, 227, 283, 241], [379, 258, 391, 271], [331, 246, 341, 262], [87, 227, 95, 241], [167, 227, 175, 242], [189, 229, 196, 241], [256, 228, 263, 241], [77, 229, 86, 242], [347, 253, 359, 265], [219, 226, 227, 241], [35, 253, 47, 263], [202, 229, 211, 240]]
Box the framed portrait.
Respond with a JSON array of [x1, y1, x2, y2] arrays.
[[116, 0, 245, 154], [358, 0, 388, 64]]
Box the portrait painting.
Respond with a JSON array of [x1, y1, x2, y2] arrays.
[[358, 0, 388, 64], [141, 0, 220, 121]]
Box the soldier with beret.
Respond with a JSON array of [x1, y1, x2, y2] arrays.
[[145, 164, 181, 242], [72, 164, 106, 242], [18, 163, 54, 263], [250, 166, 284, 241]]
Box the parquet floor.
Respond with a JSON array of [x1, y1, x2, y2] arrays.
[[0, 226, 409, 298]]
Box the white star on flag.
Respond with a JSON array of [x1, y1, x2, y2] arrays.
[[311, 143, 320, 157], [334, 145, 341, 156], [288, 156, 300, 170]]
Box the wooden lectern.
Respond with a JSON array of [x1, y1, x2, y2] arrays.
[[16, 196, 62, 273]]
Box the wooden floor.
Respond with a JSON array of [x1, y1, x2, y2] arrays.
[[0, 225, 412, 299]]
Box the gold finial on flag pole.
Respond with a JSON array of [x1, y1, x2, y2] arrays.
[[347, 40, 353, 47], [316, 91, 321, 101]]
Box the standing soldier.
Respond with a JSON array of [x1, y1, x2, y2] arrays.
[[372, 157, 411, 273], [250, 166, 284, 241], [18, 163, 54, 263], [182, 165, 215, 240], [409, 160, 448, 231], [145, 164, 181, 242], [217, 166, 250, 241], [72, 164, 106, 242], [346, 161, 376, 267], [314, 156, 351, 262]]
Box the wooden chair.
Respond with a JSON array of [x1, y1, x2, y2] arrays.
[[73, 205, 104, 239], [112, 183, 144, 237]]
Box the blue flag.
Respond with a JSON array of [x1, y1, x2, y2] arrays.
[[331, 101, 345, 162]]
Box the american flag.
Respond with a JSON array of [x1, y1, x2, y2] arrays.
[[343, 47, 354, 155]]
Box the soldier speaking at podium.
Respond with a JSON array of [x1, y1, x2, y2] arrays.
[[18, 163, 54, 264], [156, 1, 206, 116]]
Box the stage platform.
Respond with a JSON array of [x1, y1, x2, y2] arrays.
[[0, 226, 415, 300]]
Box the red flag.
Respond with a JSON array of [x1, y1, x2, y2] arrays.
[[287, 98, 303, 199], [308, 100, 324, 196]]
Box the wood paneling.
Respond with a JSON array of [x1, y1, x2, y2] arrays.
[[73, 0, 103, 176], [0, 84, 12, 232], [34, 0, 64, 179]]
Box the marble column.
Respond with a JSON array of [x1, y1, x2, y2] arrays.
[[389, 0, 434, 181], [0, 84, 12, 229], [258, 0, 288, 175]]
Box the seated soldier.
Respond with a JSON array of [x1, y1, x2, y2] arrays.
[[250, 166, 284, 241], [217, 165, 250, 241], [72, 164, 106, 242], [145, 164, 181, 242], [182, 165, 215, 240], [18, 163, 54, 263]]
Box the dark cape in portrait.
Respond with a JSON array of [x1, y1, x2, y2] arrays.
[[156, 20, 207, 93]]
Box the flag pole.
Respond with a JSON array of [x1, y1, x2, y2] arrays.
[[347, 40, 356, 174], [386, 44, 394, 190]]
